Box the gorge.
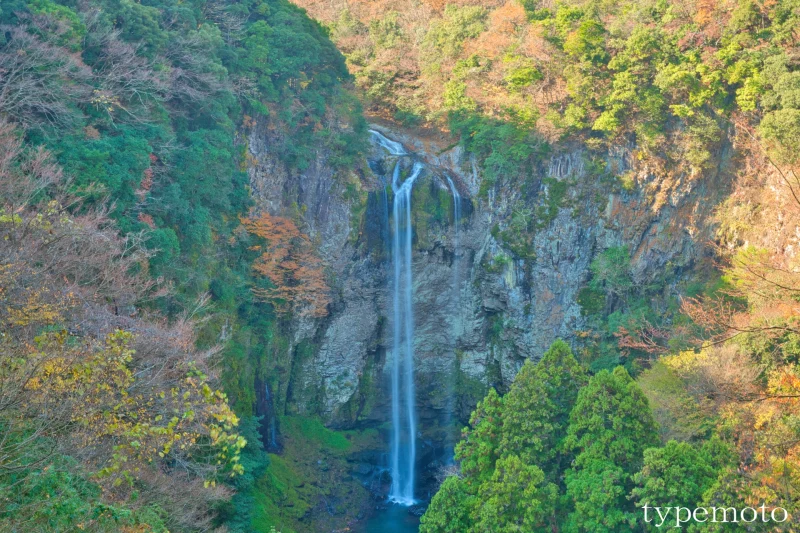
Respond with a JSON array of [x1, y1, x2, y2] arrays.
[[245, 115, 716, 530], [3, 0, 800, 532]]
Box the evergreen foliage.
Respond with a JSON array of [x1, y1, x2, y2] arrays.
[[0, 0, 366, 530], [421, 341, 747, 533]]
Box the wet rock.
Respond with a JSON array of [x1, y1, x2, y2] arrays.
[[353, 463, 374, 476]]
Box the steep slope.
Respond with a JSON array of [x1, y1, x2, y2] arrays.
[[253, 0, 800, 527], [0, 1, 366, 531]]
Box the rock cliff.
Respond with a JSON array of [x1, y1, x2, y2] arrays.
[[245, 119, 728, 473]]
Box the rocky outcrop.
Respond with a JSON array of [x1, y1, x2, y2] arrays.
[[245, 119, 726, 460]]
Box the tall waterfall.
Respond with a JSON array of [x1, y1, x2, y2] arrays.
[[445, 176, 461, 457], [389, 161, 423, 505]]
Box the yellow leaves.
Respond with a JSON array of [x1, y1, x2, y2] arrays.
[[5, 326, 245, 490], [6, 289, 65, 326], [1, 211, 245, 491], [90, 89, 122, 113], [201, 383, 213, 400], [1, 262, 78, 332], [752, 404, 780, 432], [767, 365, 800, 397], [0, 211, 23, 225], [661, 348, 710, 375]]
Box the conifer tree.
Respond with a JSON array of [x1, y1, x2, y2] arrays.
[[455, 387, 504, 487], [474, 454, 557, 533], [565, 367, 660, 532], [419, 476, 474, 533], [500, 339, 588, 480], [631, 439, 734, 532]]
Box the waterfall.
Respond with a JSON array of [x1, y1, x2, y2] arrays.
[[381, 178, 390, 255], [370, 129, 407, 156], [389, 161, 423, 505], [445, 176, 461, 459], [446, 176, 462, 297], [255, 375, 280, 452]]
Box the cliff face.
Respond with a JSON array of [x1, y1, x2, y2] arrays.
[[246, 119, 726, 455]]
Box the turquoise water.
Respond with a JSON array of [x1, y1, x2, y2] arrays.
[[362, 503, 420, 533]]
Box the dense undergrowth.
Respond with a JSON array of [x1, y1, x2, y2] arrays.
[[0, 0, 365, 531]]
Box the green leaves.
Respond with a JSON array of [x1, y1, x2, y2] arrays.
[[589, 246, 634, 299], [455, 387, 503, 485], [567, 367, 660, 466], [425, 343, 668, 533], [425, 341, 587, 532], [563, 19, 608, 65], [500, 340, 587, 477], [424, 5, 487, 59], [419, 476, 475, 533], [474, 455, 556, 533], [564, 367, 660, 531], [760, 108, 800, 164], [0, 448, 169, 532], [632, 441, 717, 512], [449, 112, 549, 189]]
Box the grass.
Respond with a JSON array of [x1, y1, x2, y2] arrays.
[[280, 416, 352, 453]]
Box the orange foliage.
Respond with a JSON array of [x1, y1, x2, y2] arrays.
[[242, 213, 331, 317], [140, 167, 153, 190], [694, 0, 717, 26], [488, 2, 526, 35]]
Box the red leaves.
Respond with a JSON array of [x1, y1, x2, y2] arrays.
[[241, 213, 331, 318]]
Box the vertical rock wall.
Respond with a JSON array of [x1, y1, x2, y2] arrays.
[[245, 121, 726, 451]]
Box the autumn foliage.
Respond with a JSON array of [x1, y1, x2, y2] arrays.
[[0, 119, 243, 531], [241, 213, 331, 318]]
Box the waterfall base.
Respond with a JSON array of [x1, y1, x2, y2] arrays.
[[363, 502, 421, 533]]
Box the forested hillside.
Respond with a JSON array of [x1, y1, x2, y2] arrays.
[[0, 0, 364, 531], [4, 0, 800, 531]]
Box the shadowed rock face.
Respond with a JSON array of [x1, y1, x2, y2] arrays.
[[245, 120, 726, 482]]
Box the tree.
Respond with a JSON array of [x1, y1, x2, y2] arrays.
[[500, 340, 587, 480], [241, 212, 331, 318], [474, 454, 557, 533], [454, 387, 504, 487], [0, 24, 91, 129], [565, 367, 660, 532], [425, 341, 586, 532], [631, 440, 722, 531], [565, 460, 632, 533], [588, 246, 633, 300], [0, 118, 244, 530], [419, 476, 475, 533]]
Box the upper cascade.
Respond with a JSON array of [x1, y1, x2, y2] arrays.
[[370, 129, 408, 156]]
